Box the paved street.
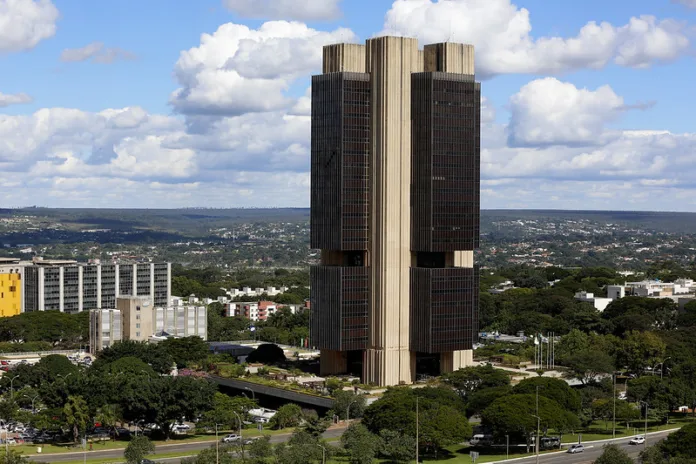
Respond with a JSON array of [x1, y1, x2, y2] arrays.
[[503, 430, 676, 464], [27, 426, 348, 463]]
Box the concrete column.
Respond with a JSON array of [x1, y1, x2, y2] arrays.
[[150, 263, 155, 301], [132, 264, 137, 296], [78, 266, 84, 312], [59, 267, 64, 312], [166, 263, 172, 305], [441, 350, 475, 373], [96, 265, 102, 309], [38, 268, 45, 311], [114, 265, 120, 298], [363, 36, 420, 387]]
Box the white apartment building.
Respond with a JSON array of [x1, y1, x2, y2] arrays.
[[226, 286, 289, 299], [23, 258, 171, 312]]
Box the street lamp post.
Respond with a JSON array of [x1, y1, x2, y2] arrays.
[[415, 396, 419, 464], [640, 401, 649, 450], [612, 372, 617, 439], [346, 398, 358, 422], [8, 375, 19, 400], [244, 387, 255, 401], [232, 411, 242, 439], [215, 423, 220, 464], [534, 386, 541, 464], [506, 434, 509, 460], [23, 394, 39, 414], [661, 357, 672, 380]]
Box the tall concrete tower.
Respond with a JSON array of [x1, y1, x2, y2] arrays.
[[310, 37, 480, 387]]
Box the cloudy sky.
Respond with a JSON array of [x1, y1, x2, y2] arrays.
[[1, 0, 695, 210]]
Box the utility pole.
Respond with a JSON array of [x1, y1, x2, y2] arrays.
[[535, 386, 540, 464], [216, 424, 219, 464], [415, 397, 419, 463], [612, 372, 616, 439], [506, 434, 509, 460]]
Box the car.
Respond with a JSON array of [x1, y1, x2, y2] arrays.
[[222, 434, 241, 443], [140, 460, 156, 464], [629, 436, 646, 445], [243, 437, 259, 445], [567, 444, 584, 454]]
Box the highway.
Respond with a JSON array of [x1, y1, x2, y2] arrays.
[[27, 425, 348, 463], [502, 430, 676, 464]]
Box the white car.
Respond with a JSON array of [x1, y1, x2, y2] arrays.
[[222, 434, 241, 443], [567, 444, 584, 454], [629, 436, 645, 445]]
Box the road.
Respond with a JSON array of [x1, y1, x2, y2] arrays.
[[27, 425, 348, 463], [505, 430, 675, 464]]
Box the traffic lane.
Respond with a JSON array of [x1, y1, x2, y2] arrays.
[[508, 430, 675, 464], [27, 426, 348, 462]]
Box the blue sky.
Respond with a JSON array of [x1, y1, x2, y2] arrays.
[[1, 0, 696, 210]]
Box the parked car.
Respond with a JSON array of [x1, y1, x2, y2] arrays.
[[629, 436, 646, 445], [140, 460, 156, 464], [222, 434, 241, 443], [567, 444, 584, 454]]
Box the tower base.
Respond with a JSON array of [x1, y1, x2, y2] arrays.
[[440, 350, 474, 374], [319, 350, 348, 376], [363, 348, 415, 386]]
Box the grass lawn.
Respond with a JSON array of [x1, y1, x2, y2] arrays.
[[17, 425, 296, 456]]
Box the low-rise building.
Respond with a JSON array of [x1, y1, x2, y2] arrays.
[[89, 309, 122, 352], [574, 291, 613, 312], [0, 258, 22, 317]]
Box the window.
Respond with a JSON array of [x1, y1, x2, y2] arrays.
[[136, 306, 141, 311], [136, 323, 140, 329], [136, 332, 140, 337], [136, 314, 140, 320]]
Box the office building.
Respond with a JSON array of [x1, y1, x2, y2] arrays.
[[0, 258, 22, 317], [310, 38, 480, 386], [154, 305, 207, 340], [118, 296, 154, 342], [89, 309, 122, 352], [23, 259, 171, 312]]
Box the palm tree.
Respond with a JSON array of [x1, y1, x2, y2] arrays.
[[95, 404, 122, 440], [63, 395, 90, 444]]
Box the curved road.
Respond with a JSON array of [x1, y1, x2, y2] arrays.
[[504, 429, 676, 464]]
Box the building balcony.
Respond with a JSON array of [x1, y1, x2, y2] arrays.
[[410, 267, 478, 353], [310, 266, 369, 352]]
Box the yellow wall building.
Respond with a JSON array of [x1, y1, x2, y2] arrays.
[[0, 271, 22, 317]]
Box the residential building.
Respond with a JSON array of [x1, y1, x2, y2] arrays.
[[154, 305, 207, 340], [310, 38, 480, 386], [0, 258, 22, 317], [118, 296, 154, 342], [89, 309, 122, 352], [22, 258, 171, 312]]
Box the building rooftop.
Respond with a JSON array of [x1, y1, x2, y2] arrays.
[[0, 258, 20, 264]]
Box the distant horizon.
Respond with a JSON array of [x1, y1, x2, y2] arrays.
[[4, 206, 696, 215]]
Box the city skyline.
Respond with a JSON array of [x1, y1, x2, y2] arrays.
[[1, 0, 696, 210]]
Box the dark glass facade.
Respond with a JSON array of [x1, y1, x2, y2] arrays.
[[411, 72, 480, 252], [410, 267, 479, 353], [310, 266, 369, 351], [310, 72, 371, 251]]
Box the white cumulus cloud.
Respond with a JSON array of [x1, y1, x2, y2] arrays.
[[0, 0, 58, 53], [171, 21, 355, 116], [222, 0, 341, 21], [507, 78, 626, 147], [379, 0, 691, 78]]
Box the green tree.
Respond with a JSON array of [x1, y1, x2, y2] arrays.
[[248, 435, 274, 463], [616, 331, 667, 374], [660, 423, 696, 458], [341, 423, 381, 464], [275, 430, 329, 464], [333, 390, 367, 421], [0, 449, 36, 464], [465, 386, 512, 418], [441, 364, 510, 399], [594, 444, 633, 464], [271, 404, 303, 429], [161, 336, 209, 368], [95, 340, 174, 374], [63, 395, 90, 443], [200, 392, 255, 432], [246, 344, 286, 365], [481, 394, 580, 451], [512, 377, 582, 412], [124, 436, 155, 464], [378, 429, 415, 463], [563, 348, 616, 384]]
